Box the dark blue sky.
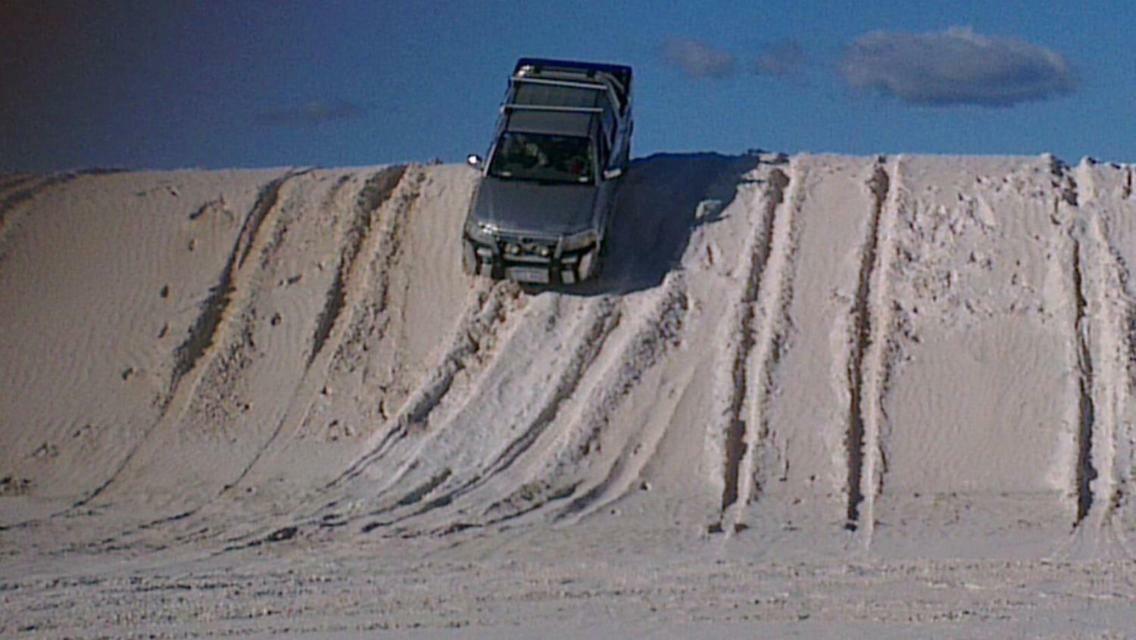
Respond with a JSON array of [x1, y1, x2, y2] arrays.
[[2, 1, 1133, 171]]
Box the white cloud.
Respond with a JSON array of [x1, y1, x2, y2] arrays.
[[663, 38, 736, 79], [841, 27, 1076, 107]]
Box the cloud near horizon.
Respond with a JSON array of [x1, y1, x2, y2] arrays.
[[256, 100, 367, 126], [662, 38, 736, 79], [841, 27, 1076, 107]]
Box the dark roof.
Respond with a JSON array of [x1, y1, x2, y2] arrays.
[[504, 109, 594, 137], [512, 58, 631, 114], [512, 83, 604, 109], [513, 57, 632, 82]]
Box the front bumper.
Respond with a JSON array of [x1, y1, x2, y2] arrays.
[[463, 232, 598, 284]]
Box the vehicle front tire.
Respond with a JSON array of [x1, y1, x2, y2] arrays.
[[461, 239, 478, 276], [579, 243, 604, 282]]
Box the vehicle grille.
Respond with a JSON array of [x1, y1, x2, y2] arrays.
[[495, 233, 558, 260]]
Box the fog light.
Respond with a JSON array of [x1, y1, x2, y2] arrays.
[[578, 249, 595, 279], [507, 243, 520, 255], [539, 246, 551, 257]]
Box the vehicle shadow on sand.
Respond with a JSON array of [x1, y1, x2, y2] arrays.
[[532, 152, 770, 297]]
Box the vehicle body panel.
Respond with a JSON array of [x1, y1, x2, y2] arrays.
[[472, 180, 598, 236], [462, 58, 634, 284]]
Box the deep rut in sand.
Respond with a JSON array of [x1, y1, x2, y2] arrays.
[[68, 170, 308, 512], [1067, 162, 1136, 539], [714, 163, 800, 534]]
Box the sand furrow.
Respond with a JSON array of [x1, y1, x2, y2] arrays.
[[419, 298, 622, 522], [842, 160, 891, 531], [0, 173, 37, 200], [166, 171, 305, 408], [333, 279, 516, 485], [344, 286, 546, 516], [351, 296, 621, 532], [1071, 161, 1136, 546], [849, 158, 899, 542], [0, 175, 65, 216], [222, 167, 410, 493], [388, 295, 640, 531], [0, 174, 74, 263], [327, 169, 424, 377], [1048, 159, 1098, 527], [724, 164, 801, 533], [1070, 237, 1098, 524], [67, 170, 303, 510], [716, 168, 785, 521], [551, 276, 690, 520], [308, 167, 407, 368]]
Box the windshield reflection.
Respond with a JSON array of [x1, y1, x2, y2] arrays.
[[488, 133, 594, 185]]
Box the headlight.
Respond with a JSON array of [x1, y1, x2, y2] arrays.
[[560, 228, 597, 252], [465, 219, 497, 244]]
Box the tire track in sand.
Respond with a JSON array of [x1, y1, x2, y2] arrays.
[[355, 295, 622, 533], [713, 166, 789, 532], [551, 274, 690, 522], [220, 276, 525, 545], [1050, 159, 1098, 527], [422, 275, 686, 532], [719, 161, 803, 534], [308, 167, 408, 367], [61, 170, 374, 546], [222, 166, 410, 494], [0, 174, 37, 200], [843, 158, 897, 540], [0, 174, 76, 265], [332, 278, 519, 486], [69, 169, 308, 510], [1069, 161, 1134, 545], [376, 274, 685, 535]]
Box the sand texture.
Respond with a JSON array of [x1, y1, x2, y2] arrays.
[[2, 154, 1135, 637]]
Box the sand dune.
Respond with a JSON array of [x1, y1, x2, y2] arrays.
[[2, 153, 1135, 637]]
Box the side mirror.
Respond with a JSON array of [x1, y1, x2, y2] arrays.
[[466, 154, 483, 169], [602, 167, 623, 181]]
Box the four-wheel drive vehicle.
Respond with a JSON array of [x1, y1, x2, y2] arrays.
[[462, 58, 633, 284]]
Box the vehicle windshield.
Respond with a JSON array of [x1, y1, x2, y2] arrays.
[[488, 132, 594, 184]]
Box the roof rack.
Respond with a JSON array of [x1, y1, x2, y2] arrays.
[[513, 57, 631, 79], [511, 76, 607, 91], [501, 104, 603, 114], [514, 58, 630, 100]]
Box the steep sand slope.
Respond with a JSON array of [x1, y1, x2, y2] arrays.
[[1, 155, 1135, 636]]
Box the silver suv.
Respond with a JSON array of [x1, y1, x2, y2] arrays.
[[462, 58, 633, 284]]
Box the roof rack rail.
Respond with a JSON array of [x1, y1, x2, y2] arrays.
[[501, 104, 603, 114], [513, 57, 631, 79], [511, 76, 607, 91]]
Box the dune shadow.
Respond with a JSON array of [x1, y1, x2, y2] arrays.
[[537, 152, 767, 297]]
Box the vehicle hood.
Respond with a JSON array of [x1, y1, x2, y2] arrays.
[[471, 178, 598, 236]]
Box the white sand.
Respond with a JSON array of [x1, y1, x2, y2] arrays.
[[1, 155, 1134, 637]]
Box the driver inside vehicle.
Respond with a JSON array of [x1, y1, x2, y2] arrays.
[[521, 140, 549, 168], [491, 133, 594, 183], [552, 139, 590, 177]]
